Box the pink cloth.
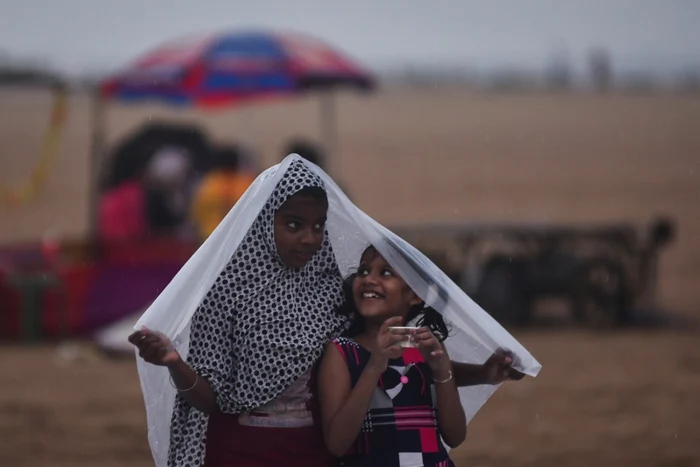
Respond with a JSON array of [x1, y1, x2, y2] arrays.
[[98, 181, 146, 242]]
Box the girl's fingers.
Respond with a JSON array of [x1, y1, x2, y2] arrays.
[[417, 336, 440, 350], [136, 335, 160, 349], [137, 340, 159, 353], [390, 332, 410, 343], [142, 346, 157, 361], [413, 329, 437, 341], [415, 335, 435, 345], [127, 332, 142, 344], [430, 349, 445, 358], [142, 340, 168, 360], [129, 330, 153, 344], [380, 316, 404, 333], [382, 336, 408, 351], [155, 347, 167, 360]]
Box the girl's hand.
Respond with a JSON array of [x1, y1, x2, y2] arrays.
[[368, 316, 408, 373], [413, 326, 446, 371], [127, 327, 181, 367], [482, 348, 525, 384]]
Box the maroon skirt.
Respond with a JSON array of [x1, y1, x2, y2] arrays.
[[204, 411, 334, 467]]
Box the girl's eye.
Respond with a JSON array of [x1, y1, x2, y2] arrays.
[[357, 267, 369, 276], [381, 269, 394, 277], [313, 223, 324, 231], [287, 221, 299, 229]]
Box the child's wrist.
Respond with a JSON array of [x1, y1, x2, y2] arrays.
[[433, 369, 454, 384], [429, 357, 451, 372], [367, 355, 388, 374], [165, 353, 184, 370], [431, 360, 452, 378]]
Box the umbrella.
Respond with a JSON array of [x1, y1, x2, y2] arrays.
[[100, 29, 374, 106], [90, 29, 376, 233]]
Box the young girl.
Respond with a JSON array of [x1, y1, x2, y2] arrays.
[[318, 245, 468, 467], [130, 160, 348, 467]]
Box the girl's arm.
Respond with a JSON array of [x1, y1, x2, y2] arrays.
[[129, 303, 237, 414], [167, 355, 218, 414], [451, 349, 524, 387], [128, 329, 218, 414], [316, 342, 385, 457], [451, 361, 489, 386], [433, 350, 467, 448], [413, 327, 467, 448]]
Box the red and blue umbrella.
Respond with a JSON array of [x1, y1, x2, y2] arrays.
[[100, 29, 375, 107], [89, 29, 375, 234]]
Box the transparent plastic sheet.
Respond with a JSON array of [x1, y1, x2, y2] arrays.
[[133, 155, 541, 467]]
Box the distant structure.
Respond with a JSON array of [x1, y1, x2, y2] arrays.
[[588, 47, 613, 92], [676, 69, 700, 93], [545, 47, 573, 91]]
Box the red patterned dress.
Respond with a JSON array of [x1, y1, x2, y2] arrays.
[[331, 337, 455, 467]]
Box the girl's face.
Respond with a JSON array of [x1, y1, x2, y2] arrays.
[[274, 192, 328, 268], [352, 248, 422, 324]]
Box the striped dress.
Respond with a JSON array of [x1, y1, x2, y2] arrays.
[[332, 337, 455, 467]]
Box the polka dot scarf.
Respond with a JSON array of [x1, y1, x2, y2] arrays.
[[167, 160, 348, 466]]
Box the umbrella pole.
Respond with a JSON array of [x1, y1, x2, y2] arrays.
[[319, 91, 337, 175], [88, 87, 106, 241]]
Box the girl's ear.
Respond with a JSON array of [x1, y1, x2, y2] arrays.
[[408, 291, 423, 308]]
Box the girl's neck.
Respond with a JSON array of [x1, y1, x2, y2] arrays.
[[354, 322, 382, 352]]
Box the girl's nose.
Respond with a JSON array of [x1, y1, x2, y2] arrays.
[[361, 271, 380, 285], [299, 227, 317, 246]]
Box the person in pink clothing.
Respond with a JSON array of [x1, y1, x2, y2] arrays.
[[98, 178, 147, 242]]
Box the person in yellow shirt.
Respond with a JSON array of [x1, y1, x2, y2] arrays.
[[191, 145, 256, 241]]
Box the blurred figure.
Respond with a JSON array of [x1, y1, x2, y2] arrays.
[[284, 139, 325, 168], [98, 169, 147, 242], [283, 139, 352, 198], [588, 47, 613, 93], [191, 144, 256, 240], [143, 146, 193, 238]]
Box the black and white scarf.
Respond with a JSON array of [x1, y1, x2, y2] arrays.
[[167, 160, 347, 466]]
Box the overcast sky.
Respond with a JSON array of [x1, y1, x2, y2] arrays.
[[1, 0, 698, 75]]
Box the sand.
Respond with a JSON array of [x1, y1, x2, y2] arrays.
[[1, 87, 699, 466]]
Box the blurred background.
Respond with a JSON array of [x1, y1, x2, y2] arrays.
[[1, 1, 699, 466]]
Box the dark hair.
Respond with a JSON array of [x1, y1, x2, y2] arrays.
[[336, 247, 451, 342], [277, 186, 328, 214], [285, 139, 325, 169], [215, 145, 244, 171], [291, 186, 328, 203]]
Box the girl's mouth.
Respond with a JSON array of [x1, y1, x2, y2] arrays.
[[361, 291, 384, 299], [294, 251, 315, 259]]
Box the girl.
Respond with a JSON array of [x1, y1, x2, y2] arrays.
[[318, 245, 469, 467], [130, 160, 347, 467]]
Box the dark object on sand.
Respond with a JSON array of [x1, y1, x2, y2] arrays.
[[392, 217, 676, 329], [101, 122, 215, 191]]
